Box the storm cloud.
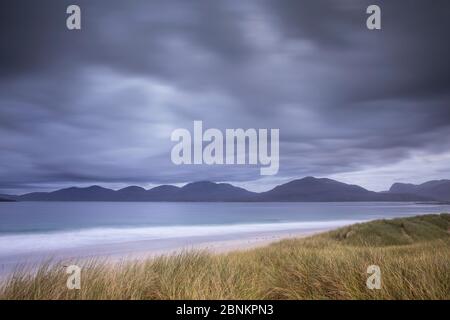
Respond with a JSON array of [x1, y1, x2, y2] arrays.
[[1, 0, 449, 194]]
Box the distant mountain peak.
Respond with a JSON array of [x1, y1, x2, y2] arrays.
[[183, 181, 217, 187], [86, 185, 109, 190], [389, 180, 450, 201], [118, 186, 146, 192]]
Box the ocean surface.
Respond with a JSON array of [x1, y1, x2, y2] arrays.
[[0, 201, 449, 273]]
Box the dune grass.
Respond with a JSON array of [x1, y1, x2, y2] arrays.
[[0, 214, 449, 300]]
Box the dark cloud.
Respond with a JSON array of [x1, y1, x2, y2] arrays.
[[0, 0, 449, 193]]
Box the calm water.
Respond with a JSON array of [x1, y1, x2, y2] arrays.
[[0, 202, 449, 270]]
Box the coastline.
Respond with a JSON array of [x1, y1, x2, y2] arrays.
[[0, 227, 332, 279], [1, 214, 449, 300], [94, 228, 325, 263]]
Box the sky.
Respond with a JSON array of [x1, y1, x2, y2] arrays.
[[0, 0, 449, 194]]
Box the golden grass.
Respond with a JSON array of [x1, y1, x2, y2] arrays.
[[1, 214, 449, 300]]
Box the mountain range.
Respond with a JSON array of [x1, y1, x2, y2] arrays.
[[1, 177, 449, 202]]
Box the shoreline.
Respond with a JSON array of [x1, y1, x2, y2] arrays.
[[98, 228, 324, 263], [1, 214, 448, 299], [0, 227, 332, 279]]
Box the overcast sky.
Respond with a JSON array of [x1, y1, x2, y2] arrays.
[[1, 0, 449, 194]]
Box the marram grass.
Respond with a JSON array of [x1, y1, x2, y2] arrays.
[[1, 214, 449, 300]]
